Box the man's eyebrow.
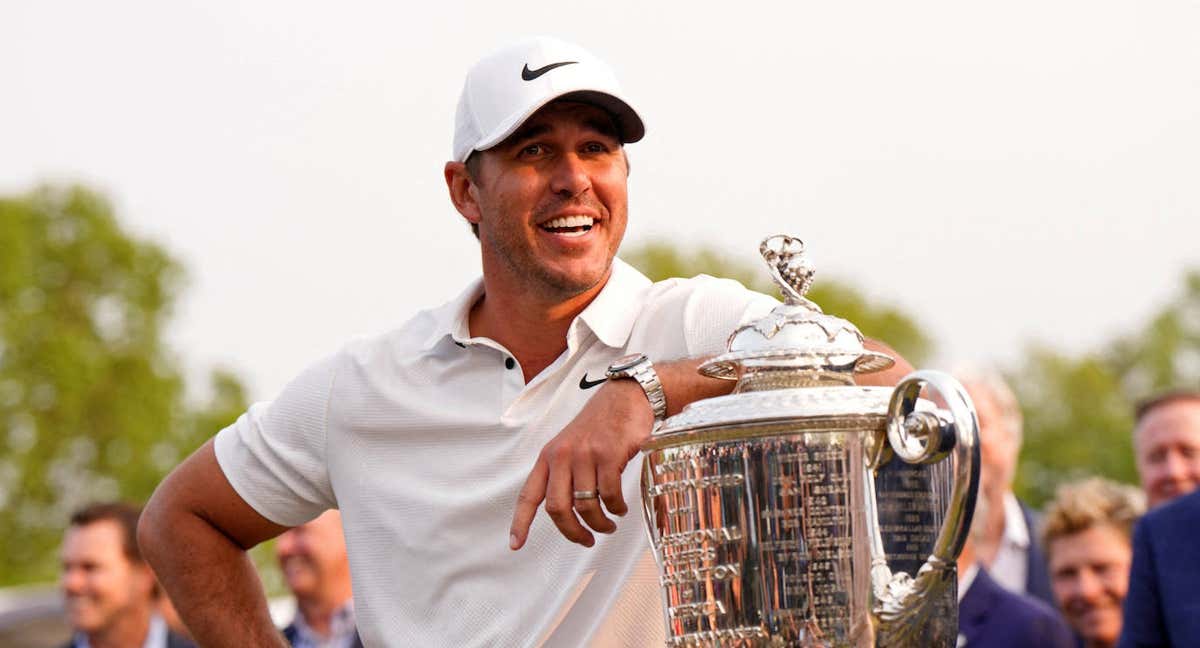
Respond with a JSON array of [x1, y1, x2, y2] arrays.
[[502, 123, 552, 148], [581, 117, 620, 140]]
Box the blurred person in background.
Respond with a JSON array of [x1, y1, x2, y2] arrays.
[[1042, 477, 1144, 648], [1119, 486, 1200, 646], [1132, 390, 1200, 508], [959, 370, 1055, 606], [957, 483, 1075, 647], [59, 502, 193, 648], [276, 510, 360, 648]]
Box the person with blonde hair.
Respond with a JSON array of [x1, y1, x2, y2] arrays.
[[1042, 478, 1145, 648]]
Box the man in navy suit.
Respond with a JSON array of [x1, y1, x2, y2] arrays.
[[957, 515, 1075, 647], [960, 371, 1056, 606], [1119, 487, 1200, 647]]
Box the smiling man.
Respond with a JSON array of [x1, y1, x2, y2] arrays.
[[1132, 390, 1200, 508], [59, 502, 193, 648], [139, 37, 908, 647]]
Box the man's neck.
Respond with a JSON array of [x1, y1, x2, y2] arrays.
[[470, 273, 608, 383], [297, 594, 352, 638], [973, 489, 1010, 566], [85, 607, 151, 648]]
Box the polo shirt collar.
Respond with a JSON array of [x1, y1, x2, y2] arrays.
[[420, 277, 483, 351], [419, 259, 651, 352], [1002, 492, 1030, 549], [575, 258, 652, 349]]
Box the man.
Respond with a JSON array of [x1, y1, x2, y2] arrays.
[[276, 510, 361, 648], [139, 37, 909, 646], [1132, 390, 1200, 508], [959, 370, 1055, 606], [1042, 477, 1144, 648], [956, 523, 1075, 648], [1119, 487, 1200, 646], [59, 502, 193, 648]]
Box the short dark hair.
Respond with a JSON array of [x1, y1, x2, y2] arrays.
[[464, 152, 483, 239], [69, 501, 144, 564], [1135, 390, 1200, 424]]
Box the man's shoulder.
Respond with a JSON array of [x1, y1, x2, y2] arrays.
[[962, 568, 1073, 646]]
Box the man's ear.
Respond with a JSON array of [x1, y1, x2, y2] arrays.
[[444, 162, 482, 228]]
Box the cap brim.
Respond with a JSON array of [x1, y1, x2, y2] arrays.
[[469, 89, 645, 159]]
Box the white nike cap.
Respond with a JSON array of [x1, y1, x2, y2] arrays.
[[452, 36, 645, 163]]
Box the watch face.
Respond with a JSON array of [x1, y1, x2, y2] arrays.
[[609, 353, 646, 373]]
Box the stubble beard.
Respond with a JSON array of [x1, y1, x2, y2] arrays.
[[481, 198, 621, 302]]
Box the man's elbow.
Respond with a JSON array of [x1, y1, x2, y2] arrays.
[[137, 479, 185, 572]]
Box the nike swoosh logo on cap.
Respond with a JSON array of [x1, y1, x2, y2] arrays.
[[522, 61, 577, 81], [579, 373, 606, 390]]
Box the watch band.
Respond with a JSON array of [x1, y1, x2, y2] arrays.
[[606, 354, 668, 421]]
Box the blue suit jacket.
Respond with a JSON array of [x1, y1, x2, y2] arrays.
[[1119, 488, 1200, 647], [959, 566, 1076, 648], [1020, 500, 1057, 608]]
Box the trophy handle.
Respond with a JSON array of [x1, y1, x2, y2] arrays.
[[870, 370, 980, 641]]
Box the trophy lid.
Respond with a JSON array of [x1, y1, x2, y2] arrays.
[[699, 235, 894, 390]]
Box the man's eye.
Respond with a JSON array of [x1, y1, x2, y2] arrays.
[[520, 144, 543, 157], [583, 142, 608, 153]]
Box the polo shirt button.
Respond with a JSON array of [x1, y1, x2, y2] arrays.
[[505, 357, 516, 370]]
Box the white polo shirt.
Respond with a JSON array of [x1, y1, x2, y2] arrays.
[[214, 259, 776, 648]]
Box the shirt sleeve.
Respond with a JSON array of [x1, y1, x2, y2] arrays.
[[678, 275, 778, 358], [213, 353, 341, 526]]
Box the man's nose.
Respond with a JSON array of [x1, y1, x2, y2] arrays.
[[549, 153, 591, 198], [60, 568, 85, 593], [1074, 569, 1103, 601]]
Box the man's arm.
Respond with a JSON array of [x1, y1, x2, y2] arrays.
[[138, 440, 291, 648], [509, 339, 915, 548]]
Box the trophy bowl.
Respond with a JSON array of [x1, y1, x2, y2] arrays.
[[639, 236, 979, 647]]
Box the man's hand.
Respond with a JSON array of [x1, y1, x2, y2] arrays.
[[509, 357, 737, 549], [509, 378, 652, 549]]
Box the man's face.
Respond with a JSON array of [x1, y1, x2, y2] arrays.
[[1048, 525, 1132, 647], [59, 520, 154, 634], [965, 384, 1019, 499], [1135, 399, 1200, 508], [276, 510, 350, 600], [466, 101, 628, 301]]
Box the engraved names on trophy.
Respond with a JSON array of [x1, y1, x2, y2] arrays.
[[754, 433, 855, 643], [650, 446, 748, 635], [873, 459, 941, 577]]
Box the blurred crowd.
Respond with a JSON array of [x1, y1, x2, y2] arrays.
[[55, 506, 357, 648], [50, 381, 1199, 647], [953, 379, 1200, 648]]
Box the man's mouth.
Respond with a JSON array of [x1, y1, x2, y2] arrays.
[[539, 215, 595, 238]]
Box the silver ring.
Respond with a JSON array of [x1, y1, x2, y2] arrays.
[[573, 489, 599, 500]]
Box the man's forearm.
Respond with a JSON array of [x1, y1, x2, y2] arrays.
[[140, 502, 285, 647], [653, 357, 736, 417], [138, 440, 290, 647], [652, 339, 912, 417]]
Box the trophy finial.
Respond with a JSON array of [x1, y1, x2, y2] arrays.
[[759, 234, 819, 309]]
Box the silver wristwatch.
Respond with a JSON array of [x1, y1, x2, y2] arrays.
[[606, 353, 668, 422]]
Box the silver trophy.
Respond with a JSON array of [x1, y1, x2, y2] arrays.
[[639, 235, 980, 647]]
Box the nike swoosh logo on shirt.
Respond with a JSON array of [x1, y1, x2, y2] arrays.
[[579, 373, 607, 390], [522, 61, 577, 81]]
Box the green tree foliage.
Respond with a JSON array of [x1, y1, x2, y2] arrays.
[[0, 185, 248, 586], [1014, 271, 1200, 506], [622, 241, 934, 364]]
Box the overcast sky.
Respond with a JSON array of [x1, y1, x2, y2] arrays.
[[4, 1, 1198, 401]]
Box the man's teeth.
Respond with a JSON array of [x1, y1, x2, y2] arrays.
[[541, 215, 595, 234]]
